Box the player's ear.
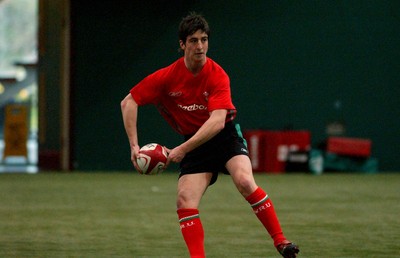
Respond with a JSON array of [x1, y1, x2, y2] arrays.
[[179, 40, 185, 51]]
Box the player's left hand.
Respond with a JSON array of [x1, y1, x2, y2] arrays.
[[164, 146, 186, 168]]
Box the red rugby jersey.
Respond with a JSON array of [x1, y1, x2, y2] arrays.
[[130, 57, 236, 135]]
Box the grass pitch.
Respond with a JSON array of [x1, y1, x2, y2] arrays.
[[0, 172, 399, 257]]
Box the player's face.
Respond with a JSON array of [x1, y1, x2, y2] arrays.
[[180, 30, 208, 65]]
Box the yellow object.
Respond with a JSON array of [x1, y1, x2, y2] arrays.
[[3, 105, 28, 159]]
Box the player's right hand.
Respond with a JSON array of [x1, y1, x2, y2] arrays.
[[131, 145, 143, 173]]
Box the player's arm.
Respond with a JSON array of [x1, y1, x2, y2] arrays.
[[121, 93, 142, 172], [166, 109, 228, 165]]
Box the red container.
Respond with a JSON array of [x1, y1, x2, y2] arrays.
[[327, 137, 371, 157], [244, 130, 311, 173], [264, 131, 311, 173]]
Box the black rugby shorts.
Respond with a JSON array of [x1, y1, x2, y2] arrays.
[[179, 122, 249, 185]]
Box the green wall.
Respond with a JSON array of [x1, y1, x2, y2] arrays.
[[70, 1, 400, 171]]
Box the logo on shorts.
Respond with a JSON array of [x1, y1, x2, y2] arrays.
[[241, 148, 248, 154]]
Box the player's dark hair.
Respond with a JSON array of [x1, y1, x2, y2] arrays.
[[178, 12, 210, 43]]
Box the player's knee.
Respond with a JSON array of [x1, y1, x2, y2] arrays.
[[176, 195, 186, 209], [176, 188, 195, 209], [234, 174, 257, 197]]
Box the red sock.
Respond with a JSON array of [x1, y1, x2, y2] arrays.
[[177, 208, 205, 258], [246, 187, 286, 246]]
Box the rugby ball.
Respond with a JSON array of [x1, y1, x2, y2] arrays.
[[136, 143, 168, 175]]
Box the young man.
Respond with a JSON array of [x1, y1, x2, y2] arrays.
[[121, 12, 299, 258]]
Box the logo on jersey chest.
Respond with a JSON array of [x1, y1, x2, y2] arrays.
[[169, 90, 209, 111], [168, 91, 182, 97], [178, 104, 207, 111], [203, 91, 209, 101]]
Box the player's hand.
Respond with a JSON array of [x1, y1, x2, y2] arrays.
[[131, 145, 143, 173], [164, 146, 186, 168]]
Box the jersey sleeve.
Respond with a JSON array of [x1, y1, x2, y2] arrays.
[[129, 68, 167, 105], [207, 71, 236, 112]]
